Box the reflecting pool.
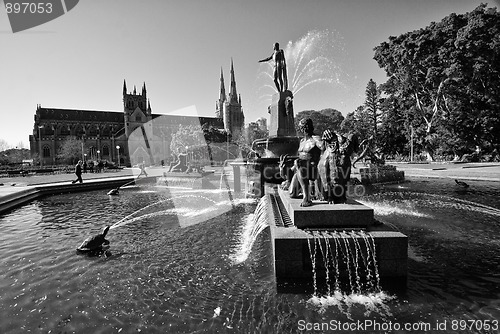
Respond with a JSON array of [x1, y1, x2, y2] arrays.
[[0, 179, 499, 333]]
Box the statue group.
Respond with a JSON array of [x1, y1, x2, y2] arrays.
[[280, 118, 359, 207], [259, 42, 361, 206]]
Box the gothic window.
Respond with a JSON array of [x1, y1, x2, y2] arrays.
[[89, 147, 96, 160], [135, 115, 142, 122], [102, 145, 109, 156], [101, 126, 110, 137], [88, 126, 98, 137], [60, 126, 70, 136], [44, 126, 54, 135], [75, 125, 85, 137], [42, 146, 51, 158]]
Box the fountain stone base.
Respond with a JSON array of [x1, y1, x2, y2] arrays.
[[267, 188, 408, 287], [278, 188, 374, 228]]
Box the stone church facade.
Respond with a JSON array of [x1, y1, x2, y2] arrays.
[[29, 62, 244, 167]]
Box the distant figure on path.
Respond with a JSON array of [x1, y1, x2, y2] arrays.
[[259, 42, 288, 92], [72, 160, 83, 184], [138, 161, 148, 178]]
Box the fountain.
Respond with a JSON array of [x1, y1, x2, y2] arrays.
[[247, 36, 408, 294], [1, 31, 498, 334]]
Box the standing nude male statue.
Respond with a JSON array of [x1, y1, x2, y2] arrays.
[[259, 42, 288, 92]]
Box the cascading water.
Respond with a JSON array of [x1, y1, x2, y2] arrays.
[[229, 196, 270, 265], [305, 229, 393, 317]]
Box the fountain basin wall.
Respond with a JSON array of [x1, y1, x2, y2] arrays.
[[0, 176, 136, 214], [251, 136, 300, 159], [266, 190, 408, 286], [157, 172, 218, 189], [358, 164, 405, 184], [271, 226, 408, 280]]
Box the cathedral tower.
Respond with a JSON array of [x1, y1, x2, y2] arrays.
[[221, 59, 244, 138], [123, 80, 152, 138]]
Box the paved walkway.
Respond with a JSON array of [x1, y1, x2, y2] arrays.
[[0, 163, 498, 215], [388, 162, 500, 182]]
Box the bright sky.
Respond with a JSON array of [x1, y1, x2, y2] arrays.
[[0, 0, 493, 148]]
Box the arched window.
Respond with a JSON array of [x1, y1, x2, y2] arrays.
[[89, 147, 96, 160], [60, 125, 70, 136], [102, 145, 109, 156], [42, 146, 51, 158]]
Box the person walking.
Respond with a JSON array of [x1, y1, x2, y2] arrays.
[[138, 161, 148, 178], [72, 160, 83, 184]]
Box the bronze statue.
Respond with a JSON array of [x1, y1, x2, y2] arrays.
[[318, 130, 359, 204], [318, 129, 341, 204], [168, 150, 188, 172], [352, 135, 385, 168], [259, 42, 288, 92], [291, 118, 322, 207]]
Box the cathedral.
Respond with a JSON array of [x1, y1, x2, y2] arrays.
[[29, 61, 244, 167]]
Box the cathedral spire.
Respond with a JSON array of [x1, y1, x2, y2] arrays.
[[123, 79, 127, 95], [142, 82, 147, 96], [229, 58, 238, 103], [219, 67, 226, 102], [133, 85, 137, 95]]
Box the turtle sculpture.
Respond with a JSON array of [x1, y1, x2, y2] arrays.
[[76, 226, 111, 254]]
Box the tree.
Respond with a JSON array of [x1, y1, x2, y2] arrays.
[[0, 139, 10, 152], [364, 79, 381, 142], [295, 108, 344, 135], [373, 4, 500, 160], [340, 106, 372, 140], [57, 137, 84, 165], [377, 96, 410, 157], [0, 148, 30, 166]]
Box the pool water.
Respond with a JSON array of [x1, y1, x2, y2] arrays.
[[0, 179, 499, 333]]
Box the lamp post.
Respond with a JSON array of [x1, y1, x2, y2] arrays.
[[116, 145, 120, 167], [38, 125, 44, 167]]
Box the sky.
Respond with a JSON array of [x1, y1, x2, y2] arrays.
[[0, 0, 495, 148]]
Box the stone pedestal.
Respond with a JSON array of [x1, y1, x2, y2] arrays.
[[268, 90, 295, 137], [277, 187, 374, 228]]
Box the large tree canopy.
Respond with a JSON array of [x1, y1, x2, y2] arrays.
[[295, 108, 344, 136], [373, 4, 500, 160]]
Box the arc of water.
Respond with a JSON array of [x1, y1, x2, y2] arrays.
[[292, 56, 331, 92], [110, 198, 174, 229], [110, 195, 219, 230]]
